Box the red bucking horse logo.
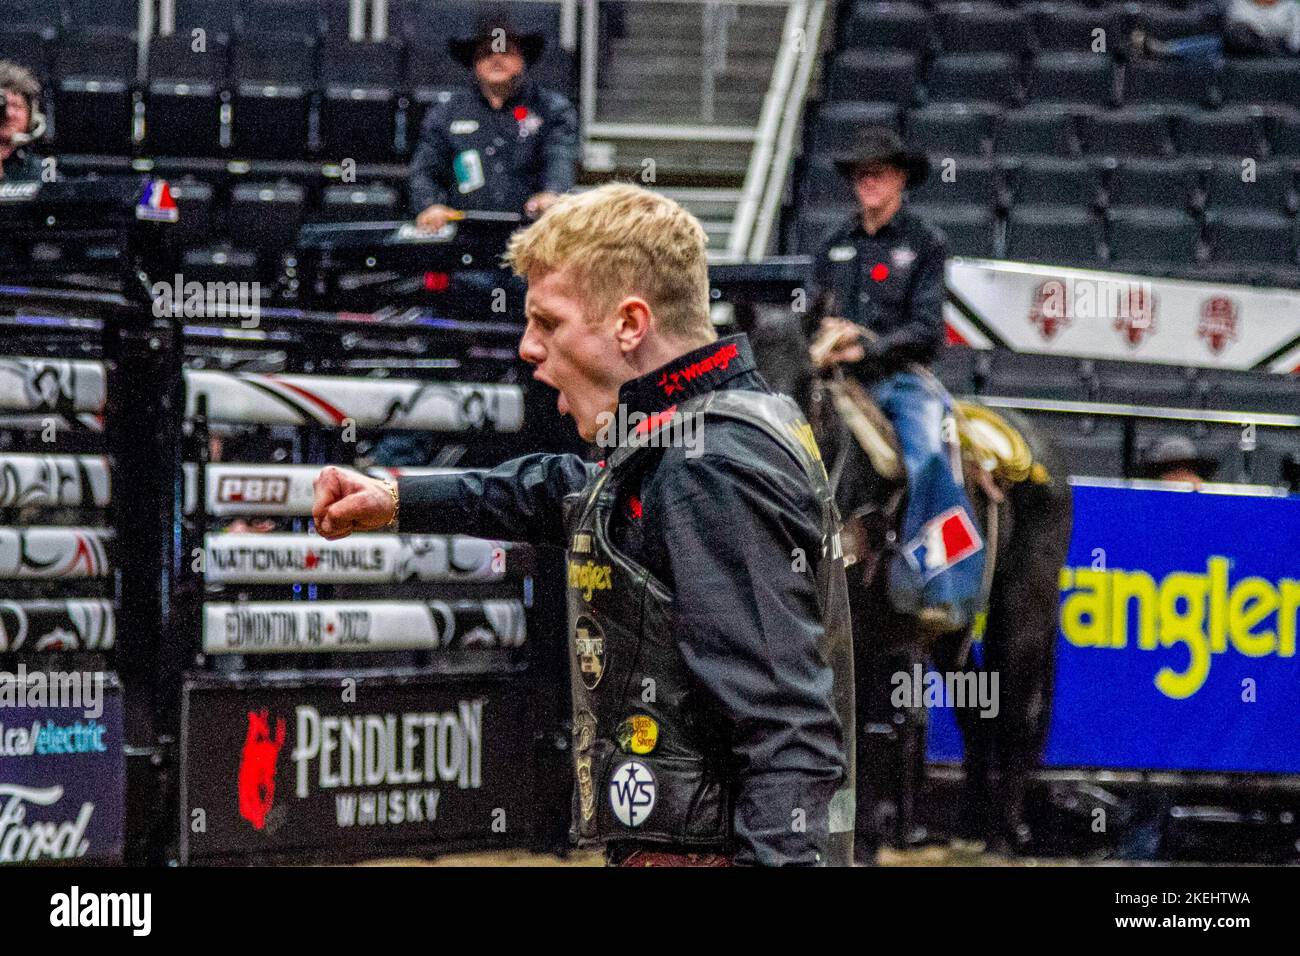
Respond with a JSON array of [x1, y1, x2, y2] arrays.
[[237, 709, 286, 831]]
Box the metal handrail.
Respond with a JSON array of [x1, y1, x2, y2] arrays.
[[727, 0, 809, 259]]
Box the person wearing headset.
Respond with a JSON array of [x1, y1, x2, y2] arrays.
[[1, 61, 45, 182]]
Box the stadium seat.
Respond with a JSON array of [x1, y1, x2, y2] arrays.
[[1206, 210, 1296, 264], [1082, 108, 1174, 157], [1009, 157, 1101, 206], [811, 101, 903, 154], [172, 0, 238, 34], [1220, 58, 1300, 109], [905, 103, 997, 156], [934, 2, 1030, 54], [841, 1, 933, 52], [64, 0, 142, 29], [0, 24, 55, 80], [1106, 158, 1196, 210], [994, 107, 1079, 156], [51, 28, 139, 155], [1030, 2, 1122, 53], [237, 0, 326, 38], [1006, 204, 1103, 263], [317, 183, 401, 222], [829, 49, 920, 103], [1123, 58, 1218, 108], [145, 32, 228, 156], [909, 202, 998, 257], [1131, 3, 1221, 42], [318, 39, 402, 162], [227, 181, 307, 256], [1026, 53, 1115, 108], [1173, 110, 1262, 158], [166, 178, 216, 246], [796, 205, 857, 253], [1203, 160, 1296, 214], [801, 155, 857, 210], [1051, 425, 1126, 479], [180, 245, 260, 285], [7, 0, 62, 28], [983, 350, 1092, 401], [926, 53, 1022, 106], [230, 31, 316, 159], [1107, 207, 1200, 263], [1266, 111, 1300, 157], [911, 156, 1004, 206]]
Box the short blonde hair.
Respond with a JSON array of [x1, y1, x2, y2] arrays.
[[504, 182, 713, 341]]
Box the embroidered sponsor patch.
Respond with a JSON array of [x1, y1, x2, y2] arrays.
[[573, 615, 606, 690], [902, 506, 983, 581], [616, 715, 659, 755], [609, 759, 656, 827]]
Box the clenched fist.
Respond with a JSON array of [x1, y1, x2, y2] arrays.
[[312, 466, 396, 540]]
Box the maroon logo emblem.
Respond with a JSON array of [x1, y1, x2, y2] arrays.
[[1027, 280, 1071, 341], [1198, 296, 1239, 355], [1113, 285, 1156, 348]]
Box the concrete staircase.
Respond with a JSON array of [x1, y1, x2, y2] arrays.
[[582, 2, 791, 254]]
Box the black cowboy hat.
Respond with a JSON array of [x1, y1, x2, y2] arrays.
[[1136, 434, 1219, 480], [448, 8, 546, 69], [832, 126, 931, 188]]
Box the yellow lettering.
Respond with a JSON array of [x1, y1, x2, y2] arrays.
[[1110, 569, 1157, 650], [1208, 556, 1230, 654], [1061, 570, 1109, 648], [1155, 573, 1210, 700], [1279, 580, 1300, 658], [1228, 577, 1278, 657]]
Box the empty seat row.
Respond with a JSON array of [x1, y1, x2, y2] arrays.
[[797, 201, 1300, 270], [804, 154, 1300, 216], [841, 1, 1220, 56], [814, 101, 1300, 160], [829, 49, 1287, 109]]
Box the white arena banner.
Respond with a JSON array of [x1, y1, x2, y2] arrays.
[[0, 357, 106, 413], [183, 463, 466, 516], [203, 533, 506, 583], [0, 527, 112, 578], [947, 258, 1300, 372], [184, 370, 524, 431], [0, 454, 110, 508], [0, 599, 115, 651], [202, 599, 526, 654]]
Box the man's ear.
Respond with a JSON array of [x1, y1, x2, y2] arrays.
[[613, 297, 653, 354]]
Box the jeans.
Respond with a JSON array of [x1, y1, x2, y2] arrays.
[[871, 371, 986, 628]]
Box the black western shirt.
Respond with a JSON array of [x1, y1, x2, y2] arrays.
[[408, 80, 579, 216], [808, 206, 949, 373], [397, 334, 848, 865]]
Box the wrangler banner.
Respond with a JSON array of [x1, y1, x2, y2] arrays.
[[929, 483, 1300, 774], [179, 673, 533, 860]]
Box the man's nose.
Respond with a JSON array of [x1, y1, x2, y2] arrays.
[[518, 325, 544, 365]]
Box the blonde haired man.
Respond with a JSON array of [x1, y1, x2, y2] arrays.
[[313, 183, 855, 866]]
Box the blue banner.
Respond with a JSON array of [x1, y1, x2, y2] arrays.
[[928, 484, 1300, 774], [0, 668, 125, 863]]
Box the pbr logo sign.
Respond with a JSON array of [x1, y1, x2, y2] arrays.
[[1027, 279, 1071, 341], [216, 474, 289, 506], [0, 674, 125, 864], [1198, 296, 1239, 355], [181, 675, 530, 860]]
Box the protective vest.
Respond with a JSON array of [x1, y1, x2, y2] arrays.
[[564, 389, 856, 865]]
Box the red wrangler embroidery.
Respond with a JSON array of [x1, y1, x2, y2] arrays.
[[657, 343, 740, 396]]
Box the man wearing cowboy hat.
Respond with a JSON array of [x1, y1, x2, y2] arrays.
[[1136, 434, 1220, 488], [807, 126, 985, 634], [410, 8, 578, 232]]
